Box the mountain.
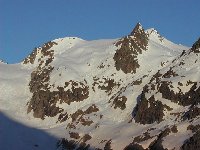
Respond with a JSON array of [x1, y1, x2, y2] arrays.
[[0, 59, 7, 64], [0, 23, 199, 150]]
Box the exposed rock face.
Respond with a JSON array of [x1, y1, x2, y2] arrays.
[[132, 131, 153, 144], [133, 77, 200, 125], [69, 132, 80, 139], [57, 138, 91, 150], [133, 89, 170, 124], [28, 78, 89, 119], [162, 67, 178, 78], [27, 60, 89, 120], [191, 38, 200, 53], [187, 124, 200, 133], [29, 65, 54, 93], [158, 81, 200, 106], [58, 112, 68, 123], [57, 81, 89, 104], [124, 126, 179, 150], [23, 41, 57, 64], [26, 41, 89, 120], [149, 128, 171, 150], [181, 130, 200, 150], [129, 23, 149, 50], [124, 143, 145, 150], [133, 60, 200, 124], [112, 96, 127, 110], [113, 23, 148, 74], [57, 139, 76, 150], [183, 106, 200, 120], [92, 77, 120, 95], [57, 134, 92, 150], [171, 125, 178, 133], [104, 140, 113, 150], [67, 104, 99, 129]]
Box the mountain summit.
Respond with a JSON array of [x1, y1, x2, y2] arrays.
[[0, 23, 200, 150]]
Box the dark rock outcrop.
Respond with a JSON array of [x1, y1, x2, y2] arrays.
[[183, 106, 200, 120], [125, 126, 178, 150], [93, 77, 120, 95], [191, 38, 200, 53], [181, 130, 200, 150], [23, 41, 57, 64], [112, 96, 127, 110], [187, 124, 200, 133], [69, 132, 80, 139], [144, 66, 200, 107], [28, 79, 89, 119], [104, 140, 113, 150], [133, 131, 153, 144], [57, 139, 77, 150], [58, 112, 68, 123], [162, 68, 178, 78], [57, 138, 91, 150], [67, 104, 99, 129], [124, 143, 145, 150], [134, 92, 167, 124], [171, 125, 178, 133], [159, 81, 200, 106], [113, 23, 148, 74], [148, 128, 171, 150]]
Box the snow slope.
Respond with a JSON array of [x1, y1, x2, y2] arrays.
[[1, 23, 199, 150]]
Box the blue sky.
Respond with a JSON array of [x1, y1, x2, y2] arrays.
[[0, 0, 200, 63]]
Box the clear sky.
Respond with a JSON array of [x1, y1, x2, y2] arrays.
[[0, 0, 200, 63]]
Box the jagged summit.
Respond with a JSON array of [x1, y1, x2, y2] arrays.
[[146, 28, 164, 42], [113, 23, 149, 74], [129, 23, 148, 44], [191, 37, 200, 52], [130, 22, 144, 36], [146, 28, 160, 35]]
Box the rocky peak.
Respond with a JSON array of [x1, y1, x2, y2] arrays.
[[129, 22, 149, 50], [23, 41, 57, 65], [191, 37, 200, 53], [146, 28, 164, 42], [130, 22, 143, 36], [113, 22, 149, 74], [146, 28, 160, 35], [130, 22, 148, 42]]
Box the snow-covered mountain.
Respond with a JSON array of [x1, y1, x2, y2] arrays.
[[0, 23, 199, 150], [0, 59, 7, 64]]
